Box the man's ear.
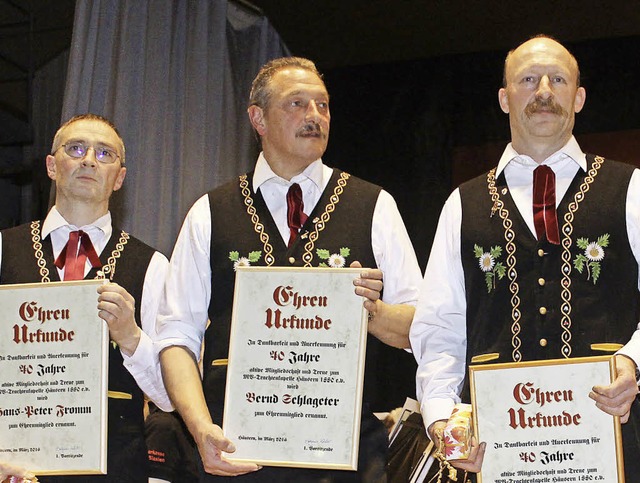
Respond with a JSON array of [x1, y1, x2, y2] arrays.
[[498, 88, 510, 114], [248, 105, 267, 136], [45, 155, 57, 180], [574, 86, 586, 113], [113, 166, 127, 192]]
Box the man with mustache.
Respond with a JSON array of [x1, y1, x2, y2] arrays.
[[157, 57, 422, 481], [410, 35, 640, 479]]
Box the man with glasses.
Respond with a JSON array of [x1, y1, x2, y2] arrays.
[[0, 113, 172, 482]]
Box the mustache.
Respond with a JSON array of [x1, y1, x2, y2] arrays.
[[296, 123, 325, 137], [525, 98, 567, 117]]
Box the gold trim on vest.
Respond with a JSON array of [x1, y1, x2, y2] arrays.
[[559, 155, 604, 358], [470, 353, 500, 364], [101, 231, 130, 280], [31, 220, 51, 283], [302, 172, 351, 267], [239, 174, 275, 266], [29, 220, 129, 282], [487, 169, 522, 362], [238, 172, 351, 267], [591, 343, 624, 352]]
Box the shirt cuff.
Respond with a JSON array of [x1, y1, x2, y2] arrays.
[[123, 331, 174, 412], [617, 338, 640, 371], [420, 397, 457, 439]]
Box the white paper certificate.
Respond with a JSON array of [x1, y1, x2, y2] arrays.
[[0, 280, 108, 475], [223, 266, 368, 470], [470, 356, 623, 482]]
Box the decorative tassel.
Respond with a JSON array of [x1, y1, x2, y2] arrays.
[[427, 431, 469, 483]]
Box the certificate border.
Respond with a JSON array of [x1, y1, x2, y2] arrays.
[[223, 266, 368, 470], [469, 356, 623, 482], [0, 279, 109, 475]]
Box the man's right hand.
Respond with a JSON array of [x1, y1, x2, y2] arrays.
[[429, 420, 486, 474], [195, 422, 261, 476]]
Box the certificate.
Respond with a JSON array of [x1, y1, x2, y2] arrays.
[[0, 280, 108, 475], [223, 266, 368, 470], [470, 356, 623, 482]]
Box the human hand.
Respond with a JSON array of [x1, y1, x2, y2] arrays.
[[590, 354, 639, 423], [0, 462, 37, 482], [429, 420, 486, 473], [97, 283, 140, 357], [195, 422, 261, 476], [350, 260, 383, 314]]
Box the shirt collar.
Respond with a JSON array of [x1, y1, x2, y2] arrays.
[[252, 152, 324, 191], [41, 206, 111, 239], [495, 136, 587, 177]]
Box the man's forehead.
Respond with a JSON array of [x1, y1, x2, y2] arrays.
[[271, 68, 328, 96], [507, 38, 577, 76], [61, 119, 119, 143]]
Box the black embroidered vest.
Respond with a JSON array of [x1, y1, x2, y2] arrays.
[[1, 221, 155, 434], [460, 155, 639, 367], [204, 168, 392, 422]]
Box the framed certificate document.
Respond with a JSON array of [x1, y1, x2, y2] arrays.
[[0, 280, 108, 475], [470, 356, 623, 482], [223, 266, 368, 470]]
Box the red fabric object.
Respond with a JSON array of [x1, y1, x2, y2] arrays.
[[532, 165, 560, 245], [286, 183, 308, 248], [54, 230, 102, 280]]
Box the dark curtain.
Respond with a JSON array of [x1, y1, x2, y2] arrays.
[[60, 0, 288, 255]]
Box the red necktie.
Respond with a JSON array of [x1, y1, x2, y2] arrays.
[[532, 165, 560, 245], [54, 230, 102, 280], [286, 183, 308, 248]]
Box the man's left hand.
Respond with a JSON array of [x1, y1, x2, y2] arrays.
[[350, 260, 383, 313], [590, 354, 639, 423], [97, 282, 141, 357]]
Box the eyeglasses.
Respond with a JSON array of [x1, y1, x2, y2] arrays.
[[56, 142, 121, 164]]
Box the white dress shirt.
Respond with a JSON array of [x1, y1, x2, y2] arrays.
[[409, 137, 640, 431], [156, 154, 423, 360], [0, 207, 173, 411]]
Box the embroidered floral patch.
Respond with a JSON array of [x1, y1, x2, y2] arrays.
[[573, 234, 609, 284], [229, 250, 262, 271], [474, 244, 506, 293], [316, 247, 350, 268]]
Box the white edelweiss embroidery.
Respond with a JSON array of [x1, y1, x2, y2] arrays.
[[228, 250, 262, 270], [234, 257, 250, 271], [585, 242, 604, 262], [479, 253, 495, 272], [316, 247, 350, 267], [474, 244, 505, 292], [574, 235, 609, 284], [328, 254, 346, 268]]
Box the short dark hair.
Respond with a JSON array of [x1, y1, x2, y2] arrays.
[[249, 57, 324, 111], [502, 34, 581, 88], [51, 113, 126, 165]]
